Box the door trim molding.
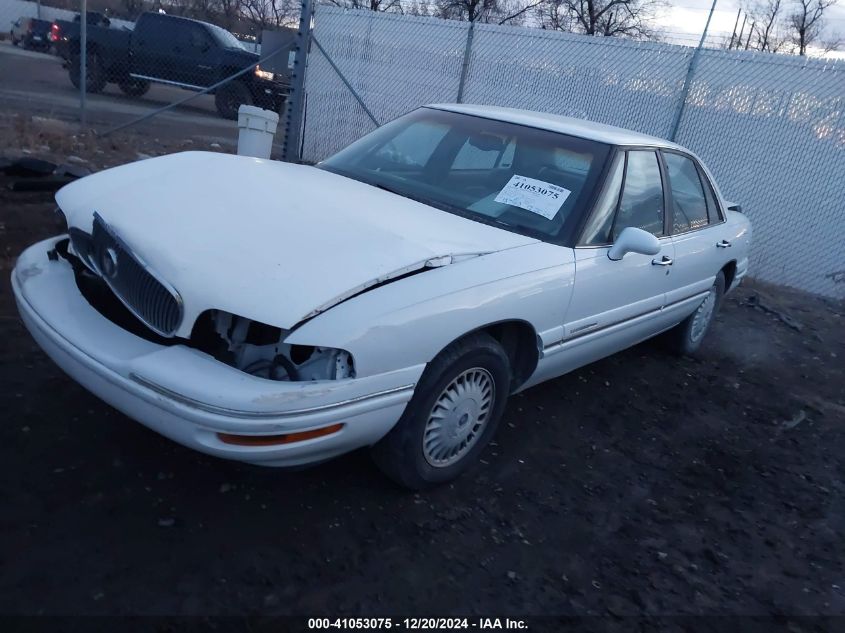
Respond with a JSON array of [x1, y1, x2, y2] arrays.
[[544, 290, 709, 357], [129, 73, 205, 91]]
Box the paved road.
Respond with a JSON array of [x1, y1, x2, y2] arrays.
[[0, 41, 241, 146]]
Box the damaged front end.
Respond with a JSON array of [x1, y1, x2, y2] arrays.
[[57, 236, 355, 383], [190, 310, 355, 381]]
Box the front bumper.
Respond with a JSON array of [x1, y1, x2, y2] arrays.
[[253, 79, 288, 106], [12, 236, 423, 466]]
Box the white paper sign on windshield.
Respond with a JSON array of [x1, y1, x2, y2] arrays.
[[494, 175, 572, 220]]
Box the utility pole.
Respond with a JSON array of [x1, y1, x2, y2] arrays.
[[744, 22, 755, 49], [669, 0, 718, 141], [728, 8, 741, 49], [80, 0, 87, 128], [734, 13, 747, 50], [280, 0, 315, 162]]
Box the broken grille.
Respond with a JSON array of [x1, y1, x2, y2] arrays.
[[72, 213, 183, 337]]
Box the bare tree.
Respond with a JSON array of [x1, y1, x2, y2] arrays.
[[496, 0, 545, 24], [788, 0, 839, 54], [744, 0, 789, 50], [405, 0, 436, 15], [434, 0, 541, 23], [536, 0, 664, 38], [120, 0, 147, 19], [437, 0, 498, 21], [325, 0, 404, 11], [241, 0, 298, 26]]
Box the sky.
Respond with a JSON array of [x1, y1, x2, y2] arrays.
[[656, 0, 845, 58]]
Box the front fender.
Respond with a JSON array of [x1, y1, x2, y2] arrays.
[[285, 242, 576, 377]]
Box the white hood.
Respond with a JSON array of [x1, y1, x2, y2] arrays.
[[56, 152, 535, 334]]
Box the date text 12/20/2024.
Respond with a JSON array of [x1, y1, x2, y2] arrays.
[[308, 618, 529, 630]]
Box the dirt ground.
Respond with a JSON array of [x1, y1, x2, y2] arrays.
[[1, 116, 844, 627]]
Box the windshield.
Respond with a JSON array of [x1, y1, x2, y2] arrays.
[[206, 22, 245, 50], [319, 108, 610, 241]]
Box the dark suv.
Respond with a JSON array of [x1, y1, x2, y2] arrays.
[[63, 12, 289, 119]]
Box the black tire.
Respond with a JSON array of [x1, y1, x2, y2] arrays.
[[11, 37, 19, 46], [371, 332, 511, 490], [118, 78, 150, 97], [215, 81, 253, 120], [68, 50, 106, 93], [665, 271, 726, 355]]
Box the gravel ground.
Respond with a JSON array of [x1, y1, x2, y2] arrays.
[[1, 128, 844, 627]]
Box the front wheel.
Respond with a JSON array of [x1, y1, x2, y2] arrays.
[[118, 77, 150, 97], [371, 332, 511, 490], [68, 50, 106, 93], [665, 271, 726, 355], [215, 81, 253, 120]]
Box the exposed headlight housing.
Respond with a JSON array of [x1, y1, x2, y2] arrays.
[[191, 310, 355, 381], [254, 65, 274, 81]]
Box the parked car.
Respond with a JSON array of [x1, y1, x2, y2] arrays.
[[12, 105, 751, 489], [59, 11, 288, 119], [10, 17, 52, 50]]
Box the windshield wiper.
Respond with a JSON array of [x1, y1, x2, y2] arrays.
[[371, 182, 462, 214], [372, 182, 406, 196]]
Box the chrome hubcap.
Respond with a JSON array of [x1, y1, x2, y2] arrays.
[[423, 368, 494, 468], [690, 286, 717, 342]]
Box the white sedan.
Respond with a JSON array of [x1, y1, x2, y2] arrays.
[[12, 104, 751, 488]]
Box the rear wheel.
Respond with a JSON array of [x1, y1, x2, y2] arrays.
[[69, 50, 106, 93], [371, 332, 511, 490], [665, 271, 725, 355], [215, 81, 252, 120], [118, 78, 150, 97]]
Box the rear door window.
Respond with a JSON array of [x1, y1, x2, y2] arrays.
[[139, 15, 181, 49], [663, 152, 709, 233]]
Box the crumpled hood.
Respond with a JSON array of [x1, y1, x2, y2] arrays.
[[56, 151, 535, 335]]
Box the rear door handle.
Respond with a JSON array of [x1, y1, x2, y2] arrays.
[[717, 240, 732, 248], [652, 256, 673, 266]]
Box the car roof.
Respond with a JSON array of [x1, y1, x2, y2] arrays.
[[142, 11, 216, 30], [427, 103, 685, 150]]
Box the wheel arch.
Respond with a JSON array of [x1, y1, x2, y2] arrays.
[[69, 39, 100, 56], [439, 319, 540, 393], [720, 260, 737, 290]]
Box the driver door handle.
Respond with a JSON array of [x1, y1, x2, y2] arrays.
[[652, 256, 673, 266], [717, 240, 732, 248]]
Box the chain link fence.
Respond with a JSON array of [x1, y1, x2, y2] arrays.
[[675, 49, 845, 298], [301, 6, 845, 299], [2, 0, 843, 297]]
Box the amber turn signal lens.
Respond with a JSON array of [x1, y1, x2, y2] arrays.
[[217, 423, 344, 447]]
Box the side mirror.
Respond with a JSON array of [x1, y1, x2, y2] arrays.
[[726, 201, 742, 213], [608, 227, 660, 261]]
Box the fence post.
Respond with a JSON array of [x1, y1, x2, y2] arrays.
[[281, 0, 315, 162], [79, 0, 87, 128], [456, 21, 475, 104], [669, 0, 718, 141]]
